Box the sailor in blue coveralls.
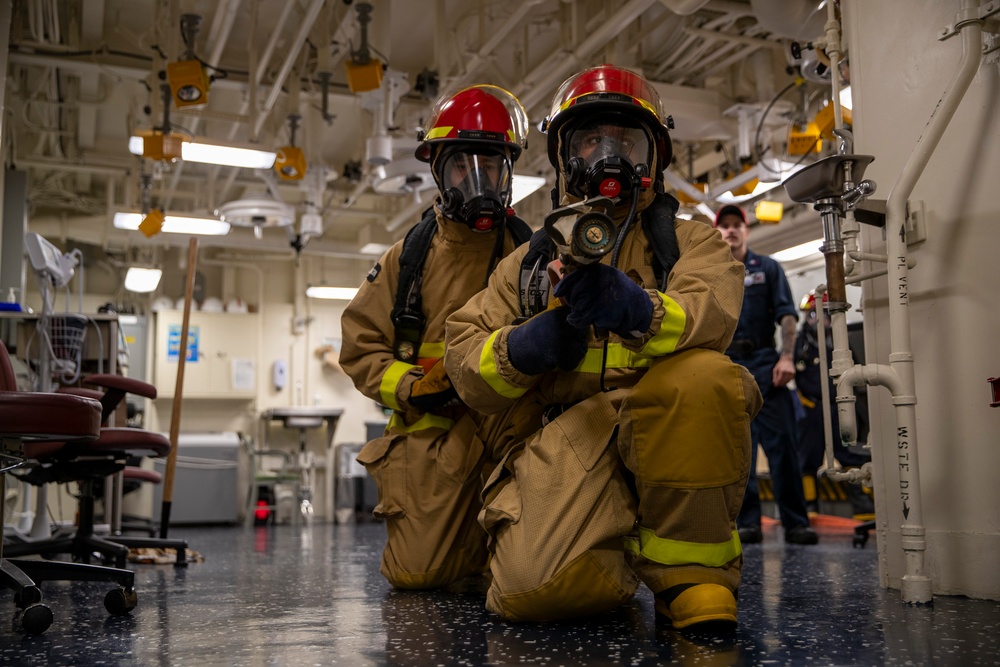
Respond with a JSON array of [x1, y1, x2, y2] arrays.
[[714, 204, 818, 545]]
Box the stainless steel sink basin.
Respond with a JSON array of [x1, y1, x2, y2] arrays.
[[262, 407, 344, 430], [783, 154, 875, 203]]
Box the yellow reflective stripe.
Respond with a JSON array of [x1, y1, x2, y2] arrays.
[[641, 292, 686, 357], [480, 330, 529, 399], [632, 526, 742, 567], [425, 126, 453, 140], [419, 341, 445, 358], [387, 411, 455, 434], [577, 344, 654, 372], [380, 361, 419, 411]]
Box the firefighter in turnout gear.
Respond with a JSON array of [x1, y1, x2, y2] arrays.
[[443, 65, 762, 627], [340, 85, 538, 590]]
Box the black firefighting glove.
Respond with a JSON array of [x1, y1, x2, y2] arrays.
[[553, 262, 653, 339], [507, 306, 589, 376]]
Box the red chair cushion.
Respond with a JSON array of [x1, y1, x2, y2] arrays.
[[24, 427, 171, 460], [0, 391, 101, 441]]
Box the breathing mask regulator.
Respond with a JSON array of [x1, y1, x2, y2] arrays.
[[435, 148, 513, 232], [546, 116, 654, 269]]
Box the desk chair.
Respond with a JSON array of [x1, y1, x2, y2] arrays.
[[1, 342, 138, 634], [5, 362, 188, 568]]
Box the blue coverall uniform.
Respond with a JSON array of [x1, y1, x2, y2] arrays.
[[726, 249, 810, 532]]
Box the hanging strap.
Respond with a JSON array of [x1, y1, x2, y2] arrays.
[[390, 207, 438, 364]]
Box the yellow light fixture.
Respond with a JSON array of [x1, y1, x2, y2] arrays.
[[167, 59, 210, 108], [274, 146, 307, 180], [129, 130, 187, 162], [139, 209, 166, 237], [114, 211, 231, 236], [345, 58, 384, 93], [754, 200, 784, 224]]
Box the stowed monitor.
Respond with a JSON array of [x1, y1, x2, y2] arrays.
[[25, 232, 75, 287]]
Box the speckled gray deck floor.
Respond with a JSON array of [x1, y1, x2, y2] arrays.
[[3, 521, 999, 665]]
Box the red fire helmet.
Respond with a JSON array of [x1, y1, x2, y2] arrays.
[[415, 85, 528, 163]]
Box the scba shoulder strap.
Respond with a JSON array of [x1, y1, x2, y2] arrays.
[[391, 208, 532, 363], [517, 193, 682, 321]]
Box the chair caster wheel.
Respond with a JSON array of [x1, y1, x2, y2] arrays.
[[13, 603, 53, 634], [104, 587, 138, 616], [852, 534, 868, 548]]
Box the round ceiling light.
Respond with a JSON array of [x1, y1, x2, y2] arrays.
[[215, 197, 295, 228], [371, 156, 437, 195]]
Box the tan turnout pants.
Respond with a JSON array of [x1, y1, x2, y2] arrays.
[[357, 400, 544, 590], [480, 348, 761, 621]]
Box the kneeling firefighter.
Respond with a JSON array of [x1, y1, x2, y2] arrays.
[[443, 65, 763, 627], [340, 85, 542, 590]]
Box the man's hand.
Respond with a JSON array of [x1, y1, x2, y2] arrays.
[[773, 355, 795, 388], [507, 306, 589, 375], [552, 263, 653, 338], [408, 359, 459, 411]]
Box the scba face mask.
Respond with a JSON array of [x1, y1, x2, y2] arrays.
[[436, 149, 513, 232], [564, 117, 653, 200]]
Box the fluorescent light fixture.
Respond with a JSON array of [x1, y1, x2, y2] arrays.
[[358, 242, 392, 256], [182, 140, 276, 169], [511, 175, 547, 205], [129, 134, 277, 169], [839, 85, 853, 111], [114, 212, 231, 236], [305, 286, 360, 300], [772, 238, 824, 263], [124, 267, 163, 293]]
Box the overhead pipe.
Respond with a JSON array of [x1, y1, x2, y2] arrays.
[[161, 0, 241, 210], [452, 0, 545, 87], [211, 0, 314, 200], [835, 0, 983, 605], [516, 0, 658, 111]]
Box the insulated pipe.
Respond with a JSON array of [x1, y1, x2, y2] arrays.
[[824, 0, 845, 133], [516, 0, 658, 111], [884, 0, 980, 605], [254, 0, 326, 139], [453, 0, 545, 86], [214, 0, 319, 202], [835, 1, 983, 605]]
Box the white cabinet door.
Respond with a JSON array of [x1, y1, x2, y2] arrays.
[[153, 311, 258, 398]]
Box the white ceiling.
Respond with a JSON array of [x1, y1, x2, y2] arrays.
[[4, 0, 839, 263]]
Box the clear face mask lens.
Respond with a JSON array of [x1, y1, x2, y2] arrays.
[[569, 125, 649, 169], [445, 153, 509, 201]]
